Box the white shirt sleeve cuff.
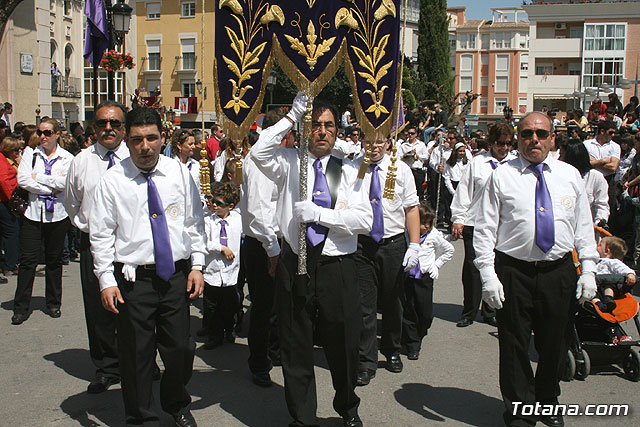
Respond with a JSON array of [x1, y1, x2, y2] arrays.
[[580, 259, 596, 274], [99, 273, 118, 292], [479, 266, 498, 283], [264, 240, 281, 258], [208, 242, 222, 253], [191, 252, 205, 266]]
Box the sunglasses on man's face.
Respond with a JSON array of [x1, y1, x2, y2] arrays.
[[95, 119, 123, 129], [408, 131, 417, 135], [36, 129, 55, 137], [519, 129, 550, 140], [206, 197, 231, 207]]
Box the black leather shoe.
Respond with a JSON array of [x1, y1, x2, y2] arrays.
[[407, 350, 420, 360], [540, 414, 564, 427], [456, 318, 473, 327], [173, 411, 197, 427], [87, 376, 120, 394], [48, 308, 61, 318], [252, 372, 272, 387], [11, 312, 27, 325], [342, 415, 363, 427], [386, 353, 403, 373], [0, 276, 8, 284], [356, 370, 372, 386], [483, 316, 498, 327], [225, 330, 236, 343], [203, 337, 223, 349]]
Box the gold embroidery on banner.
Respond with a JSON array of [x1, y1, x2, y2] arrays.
[[285, 13, 336, 70], [219, 0, 243, 15], [305, 0, 317, 8]]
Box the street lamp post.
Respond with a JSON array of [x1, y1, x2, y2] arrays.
[[104, 0, 133, 102]]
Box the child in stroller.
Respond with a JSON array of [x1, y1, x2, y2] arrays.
[[591, 236, 636, 313]]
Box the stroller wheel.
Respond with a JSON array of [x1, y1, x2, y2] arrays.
[[622, 348, 640, 382], [574, 349, 590, 381], [561, 350, 576, 382]]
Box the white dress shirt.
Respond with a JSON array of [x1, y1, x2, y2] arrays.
[[251, 116, 373, 256], [615, 148, 636, 182], [358, 154, 419, 239], [204, 210, 242, 287], [596, 257, 634, 276], [213, 150, 229, 182], [18, 144, 74, 223], [429, 146, 473, 172], [64, 141, 130, 233], [582, 169, 609, 223], [450, 151, 516, 227], [90, 155, 206, 291], [399, 140, 429, 169], [473, 154, 599, 282], [333, 138, 363, 159], [443, 158, 469, 195], [417, 229, 454, 274], [239, 152, 281, 257], [583, 138, 621, 177]]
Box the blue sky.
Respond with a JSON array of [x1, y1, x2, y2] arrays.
[[448, 0, 527, 21]]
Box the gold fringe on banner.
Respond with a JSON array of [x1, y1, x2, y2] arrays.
[[234, 155, 244, 186]]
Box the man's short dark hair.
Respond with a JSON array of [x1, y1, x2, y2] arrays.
[[597, 119, 616, 133], [4, 102, 12, 110], [605, 107, 616, 115], [312, 99, 339, 125], [70, 122, 83, 134], [95, 100, 127, 121], [125, 107, 162, 135]]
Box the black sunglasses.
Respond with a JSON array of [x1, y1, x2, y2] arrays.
[[206, 197, 231, 207], [519, 129, 550, 139], [95, 119, 123, 129], [36, 129, 55, 137], [494, 141, 511, 147]]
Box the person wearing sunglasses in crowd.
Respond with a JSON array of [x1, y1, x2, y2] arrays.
[[12, 118, 74, 325], [450, 123, 516, 329], [474, 112, 598, 427], [171, 129, 201, 194], [64, 101, 130, 393], [399, 125, 428, 200]]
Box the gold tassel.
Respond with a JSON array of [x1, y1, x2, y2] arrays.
[[234, 155, 244, 186], [383, 142, 398, 200], [199, 146, 211, 195]]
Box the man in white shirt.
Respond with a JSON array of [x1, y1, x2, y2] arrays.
[[450, 123, 516, 328], [64, 100, 129, 394], [399, 125, 428, 199], [90, 107, 205, 427], [252, 93, 372, 427], [354, 137, 420, 386], [240, 110, 291, 387], [474, 112, 598, 427]]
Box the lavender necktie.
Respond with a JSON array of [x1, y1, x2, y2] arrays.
[[307, 158, 331, 246], [141, 172, 175, 281], [489, 159, 508, 170], [106, 151, 116, 169], [38, 156, 59, 212], [369, 164, 384, 242], [530, 163, 555, 253], [187, 162, 193, 171], [408, 233, 428, 279], [219, 219, 228, 247]]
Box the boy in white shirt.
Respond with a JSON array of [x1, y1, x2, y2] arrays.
[[203, 182, 242, 349], [592, 236, 636, 313], [402, 203, 454, 360]]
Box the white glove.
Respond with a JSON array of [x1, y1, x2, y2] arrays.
[[287, 92, 311, 123], [294, 200, 321, 223], [122, 264, 137, 283], [428, 264, 439, 280], [576, 271, 596, 304], [482, 278, 505, 310], [402, 243, 420, 272]]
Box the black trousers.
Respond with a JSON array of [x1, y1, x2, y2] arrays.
[[495, 252, 576, 427], [437, 179, 452, 225], [80, 232, 119, 379], [244, 235, 279, 375], [460, 226, 495, 321], [277, 241, 362, 426], [115, 260, 194, 426], [14, 217, 69, 314], [202, 284, 240, 340], [402, 275, 434, 352], [355, 234, 406, 372], [0, 201, 20, 270], [411, 168, 426, 200]]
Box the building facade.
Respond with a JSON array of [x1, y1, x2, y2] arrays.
[[523, 0, 640, 113]]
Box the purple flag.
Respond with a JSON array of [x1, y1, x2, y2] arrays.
[[390, 95, 405, 138], [83, 0, 110, 68]]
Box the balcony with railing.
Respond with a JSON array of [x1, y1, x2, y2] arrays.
[[52, 76, 82, 98], [531, 38, 582, 58]]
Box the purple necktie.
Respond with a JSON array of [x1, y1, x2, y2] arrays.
[[219, 219, 228, 247], [141, 172, 175, 281], [369, 164, 384, 242], [107, 151, 115, 169], [408, 233, 428, 279], [37, 156, 59, 212], [187, 162, 193, 171], [307, 158, 331, 246], [489, 159, 508, 170], [530, 163, 555, 253]]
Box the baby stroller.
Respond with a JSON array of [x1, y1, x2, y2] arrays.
[[563, 226, 640, 382]]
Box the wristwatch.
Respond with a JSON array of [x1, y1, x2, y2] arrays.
[[191, 265, 204, 272]]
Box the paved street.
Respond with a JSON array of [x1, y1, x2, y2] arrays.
[[0, 239, 638, 426]]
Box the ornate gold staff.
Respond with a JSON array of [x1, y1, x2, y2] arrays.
[[297, 98, 313, 275], [234, 144, 244, 186], [198, 0, 210, 195]]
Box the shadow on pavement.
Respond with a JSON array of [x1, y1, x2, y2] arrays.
[[433, 302, 462, 323], [59, 389, 124, 427], [1, 296, 47, 312], [44, 348, 95, 382], [394, 382, 503, 426]]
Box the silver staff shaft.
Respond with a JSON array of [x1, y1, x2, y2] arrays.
[[297, 99, 314, 275], [434, 133, 445, 222]]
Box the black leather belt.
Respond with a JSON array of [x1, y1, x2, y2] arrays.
[[360, 233, 405, 246], [497, 251, 572, 269], [115, 259, 190, 273]]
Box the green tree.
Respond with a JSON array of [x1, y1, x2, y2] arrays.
[[0, 0, 26, 44], [417, 0, 453, 111], [402, 58, 417, 111]]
